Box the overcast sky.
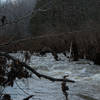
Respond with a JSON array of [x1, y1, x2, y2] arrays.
[[0, 0, 16, 4], [0, 0, 6, 3], [1, 0, 6, 2]]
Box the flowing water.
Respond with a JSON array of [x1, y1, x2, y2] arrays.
[[3, 53, 100, 100]]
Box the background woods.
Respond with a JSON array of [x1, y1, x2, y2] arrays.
[[0, 0, 100, 63]]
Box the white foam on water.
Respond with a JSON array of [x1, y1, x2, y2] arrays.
[[3, 53, 100, 100]]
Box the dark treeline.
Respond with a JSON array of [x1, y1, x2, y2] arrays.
[[30, 0, 100, 34], [0, 0, 100, 64], [30, 0, 100, 64]]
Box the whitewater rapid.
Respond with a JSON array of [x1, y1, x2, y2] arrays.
[[3, 53, 100, 100]]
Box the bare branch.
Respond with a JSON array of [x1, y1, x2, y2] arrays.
[[0, 30, 93, 48], [0, 33, 64, 47]]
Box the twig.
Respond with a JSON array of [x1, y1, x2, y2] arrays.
[[23, 95, 34, 100], [69, 41, 72, 62]]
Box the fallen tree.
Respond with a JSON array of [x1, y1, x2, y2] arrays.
[[0, 52, 75, 83]]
